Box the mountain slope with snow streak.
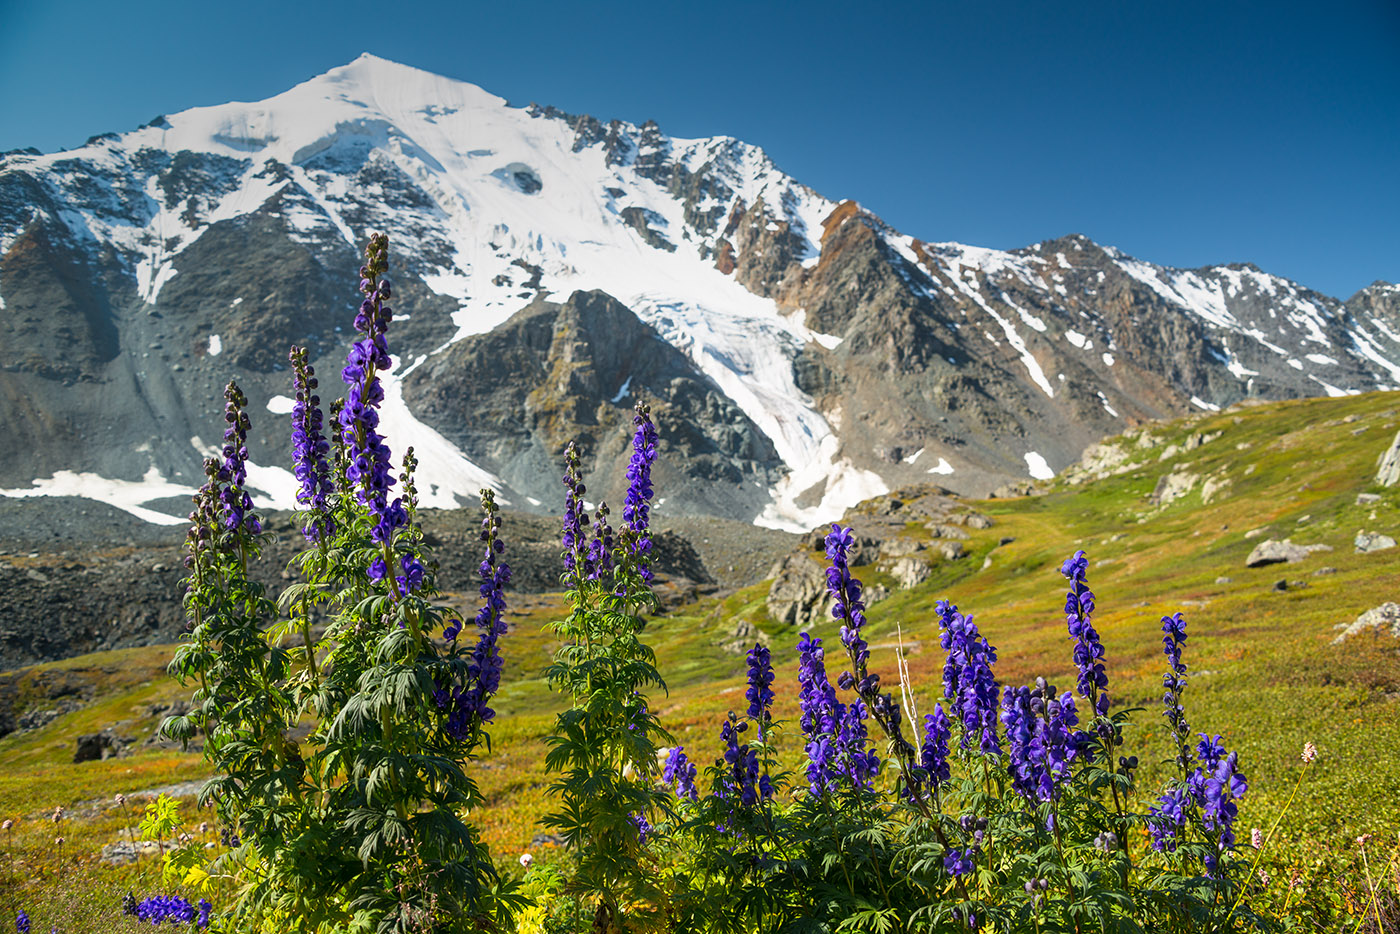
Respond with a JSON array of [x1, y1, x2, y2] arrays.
[[1, 55, 1396, 530]]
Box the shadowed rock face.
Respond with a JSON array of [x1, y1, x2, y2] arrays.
[[403, 289, 784, 521]]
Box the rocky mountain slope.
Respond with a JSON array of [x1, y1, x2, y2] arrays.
[[3, 54, 1398, 532]]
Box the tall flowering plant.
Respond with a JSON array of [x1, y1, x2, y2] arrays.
[[541, 403, 674, 932], [643, 538, 1265, 932], [164, 235, 521, 931]]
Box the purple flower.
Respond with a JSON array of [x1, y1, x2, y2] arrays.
[[796, 632, 844, 795], [1002, 680, 1081, 804], [621, 403, 658, 582], [1061, 550, 1110, 720], [289, 345, 335, 542], [1149, 786, 1190, 853], [215, 382, 260, 535], [719, 716, 761, 807], [631, 811, 651, 845], [920, 703, 952, 788], [663, 746, 698, 800], [132, 893, 203, 924], [438, 490, 510, 738], [943, 847, 975, 877], [1161, 612, 1192, 768], [561, 441, 588, 578], [938, 600, 1001, 757], [745, 643, 774, 725], [338, 235, 403, 556], [586, 500, 614, 580], [16, 911, 29, 934]]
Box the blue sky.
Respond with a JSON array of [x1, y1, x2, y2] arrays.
[[2, 0, 1396, 299]]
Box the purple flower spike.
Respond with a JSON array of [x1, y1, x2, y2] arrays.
[[937, 600, 1001, 757], [561, 441, 588, 577], [621, 402, 658, 581], [921, 703, 952, 788], [438, 489, 510, 738], [1061, 550, 1110, 719], [216, 381, 260, 535], [338, 234, 403, 557], [289, 345, 335, 542], [663, 746, 698, 800]]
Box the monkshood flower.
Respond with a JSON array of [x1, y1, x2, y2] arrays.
[[836, 698, 880, 790], [438, 490, 511, 738], [920, 703, 952, 789], [1061, 550, 1109, 719], [339, 234, 402, 548], [944, 847, 975, 877], [1161, 612, 1192, 768], [132, 893, 207, 925], [288, 345, 334, 542], [825, 525, 869, 674], [796, 632, 845, 795], [16, 911, 28, 934], [663, 746, 698, 800], [622, 403, 659, 582], [631, 811, 651, 844], [217, 381, 260, 535], [746, 643, 775, 726], [720, 716, 760, 807], [463, 491, 510, 724], [561, 441, 588, 578], [937, 600, 1001, 756], [1149, 787, 1190, 852], [586, 500, 614, 580]]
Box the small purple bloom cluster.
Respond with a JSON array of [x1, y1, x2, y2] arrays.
[[15, 910, 28, 934], [289, 345, 334, 542], [631, 810, 652, 845], [216, 381, 260, 534], [664, 746, 698, 800], [1160, 612, 1191, 767], [339, 234, 404, 550], [586, 500, 614, 580], [123, 894, 211, 926], [1061, 550, 1109, 719], [746, 643, 775, 727], [621, 403, 658, 581], [1001, 678, 1082, 804], [938, 600, 1001, 757]]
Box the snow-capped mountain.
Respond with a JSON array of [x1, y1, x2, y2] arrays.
[[2, 54, 1397, 531]]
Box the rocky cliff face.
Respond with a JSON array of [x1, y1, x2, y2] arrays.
[[2, 54, 1397, 533]]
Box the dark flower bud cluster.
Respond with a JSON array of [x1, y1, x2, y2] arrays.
[[586, 500, 614, 580], [15, 910, 29, 933], [561, 441, 588, 578], [621, 403, 658, 582], [938, 599, 1001, 757], [217, 381, 260, 534], [663, 746, 698, 800], [438, 490, 511, 738], [1061, 550, 1109, 720], [338, 233, 403, 551], [288, 345, 334, 542]]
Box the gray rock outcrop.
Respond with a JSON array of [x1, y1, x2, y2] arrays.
[[1355, 531, 1397, 554], [765, 553, 829, 627], [1332, 602, 1400, 644], [1378, 431, 1400, 487], [1246, 539, 1330, 567]]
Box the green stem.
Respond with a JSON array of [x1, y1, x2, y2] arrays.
[[1222, 759, 1311, 929]]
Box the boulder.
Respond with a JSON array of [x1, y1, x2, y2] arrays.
[[765, 553, 829, 627], [1245, 539, 1316, 567], [938, 541, 967, 561], [1151, 470, 1199, 505], [1355, 531, 1397, 554], [1377, 431, 1400, 487], [74, 729, 125, 763], [889, 557, 931, 589], [1332, 602, 1400, 644]]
